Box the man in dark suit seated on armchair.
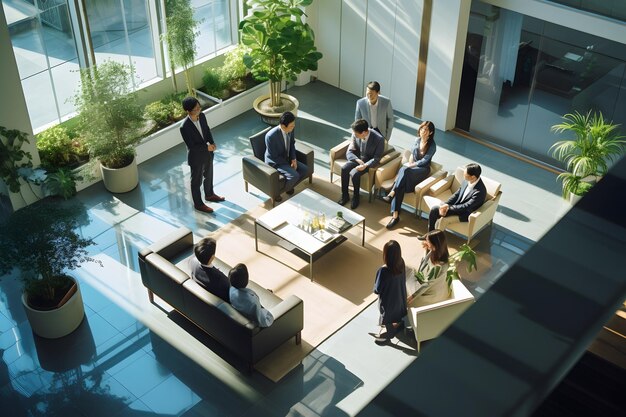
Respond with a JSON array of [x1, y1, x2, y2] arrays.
[[425, 163, 487, 234], [264, 111, 309, 202]]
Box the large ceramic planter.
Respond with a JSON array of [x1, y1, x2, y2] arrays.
[[100, 156, 139, 193], [22, 278, 85, 339], [253, 93, 300, 125]]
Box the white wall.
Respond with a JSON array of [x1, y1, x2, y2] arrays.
[[315, 0, 422, 121], [339, 0, 367, 96]]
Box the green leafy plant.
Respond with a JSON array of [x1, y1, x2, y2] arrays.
[[73, 60, 145, 169], [144, 96, 186, 129], [43, 168, 80, 200], [239, 0, 323, 107], [36, 125, 88, 170], [221, 44, 251, 91], [550, 111, 625, 198], [0, 126, 33, 194], [163, 0, 200, 96], [0, 200, 100, 310], [202, 67, 227, 99]]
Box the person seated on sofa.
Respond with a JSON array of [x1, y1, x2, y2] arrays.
[[190, 237, 230, 302], [228, 263, 274, 328]]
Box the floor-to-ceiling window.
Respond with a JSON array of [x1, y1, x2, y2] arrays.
[[1, 0, 236, 133], [456, 1, 626, 167]]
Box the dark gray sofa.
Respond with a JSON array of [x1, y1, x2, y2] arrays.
[[242, 126, 315, 206], [138, 226, 303, 369]]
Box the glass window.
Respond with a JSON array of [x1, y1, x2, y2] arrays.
[[457, 2, 626, 168], [4, 0, 80, 130], [192, 0, 232, 60], [547, 1, 626, 23], [85, 0, 158, 84]]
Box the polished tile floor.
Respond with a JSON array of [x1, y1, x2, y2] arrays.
[[0, 82, 569, 416]]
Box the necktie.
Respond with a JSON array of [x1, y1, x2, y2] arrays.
[[284, 132, 289, 155], [360, 139, 366, 157]]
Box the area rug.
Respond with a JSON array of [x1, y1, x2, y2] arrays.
[[210, 175, 432, 382]]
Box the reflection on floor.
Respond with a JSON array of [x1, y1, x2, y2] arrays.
[[0, 82, 568, 416]]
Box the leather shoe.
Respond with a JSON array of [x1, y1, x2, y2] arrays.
[[286, 189, 295, 195], [351, 198, 360, 210], [337, 196, 349, 206], [274, 195, 282, 202], [382, 195, 392, 203], [206, 194, 225, 202], [194, 205, 214, 213], [386, 217, 400, 229]]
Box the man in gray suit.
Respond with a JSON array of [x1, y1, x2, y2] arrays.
[[338, 119, 385, 209], [355, 81, 394, 141], [264, 111, 308, 202]]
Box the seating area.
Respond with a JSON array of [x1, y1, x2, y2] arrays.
[[0, 81, 567, 417]]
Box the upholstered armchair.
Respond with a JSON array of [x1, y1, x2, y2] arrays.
[[329, 139, 400, 202], [374, 149, 447, 215], [421, 167, 502, 243], [242, 127, 315, 206], [407, 279, 475, 352]]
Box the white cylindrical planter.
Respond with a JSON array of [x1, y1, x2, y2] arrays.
[[252, 94, 300, 125], [100, 156, 139, 193], [22, 279, 85, 339]]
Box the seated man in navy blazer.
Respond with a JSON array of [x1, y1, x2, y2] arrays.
[[425, 163, 487, 233], [264, 111, 308, 202], [338, 119, 384, 209], [189, 237, 230, 302]]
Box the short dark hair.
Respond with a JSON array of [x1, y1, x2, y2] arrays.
[[194, 237, 216, 265], [279, 111, 296, 127], [182, 96, 200, 112], [229, 263, 249, 289], [351, 119, 369, 133], [465, 163, 482, 178], [424, 229, 449, 264], [367, 81, 381, 92], [383, 240, 405, 275]]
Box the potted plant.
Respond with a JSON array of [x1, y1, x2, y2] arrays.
[[73, 60, 145, 193], [0, 199, 101, 338], [163, 0, 200, 97], [239, 0, 323, 124], [0, 125, 33, 195], [550, 111, 625, 203]]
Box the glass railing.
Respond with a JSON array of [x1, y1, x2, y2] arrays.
[[546, 0, 626, 22]]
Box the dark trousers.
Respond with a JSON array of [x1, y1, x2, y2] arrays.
[[390, 165, 430, 214], [341, 161, 368, 200], [275, 161, 308, 192], [190, 152, 214, 207]]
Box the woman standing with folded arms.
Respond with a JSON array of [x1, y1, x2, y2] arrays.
[[373, 240, 407, 344], [384, 120, 437, 229]]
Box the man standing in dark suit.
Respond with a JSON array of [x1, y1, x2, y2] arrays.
[[264, 111, 308, 202], [180, 97, 225, 213], [426, 163, 487, 232], [338, 119, 385, 209], [189, 237, 230, 302]]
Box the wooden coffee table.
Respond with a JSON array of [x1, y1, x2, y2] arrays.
[[254, 189, 365, 280]]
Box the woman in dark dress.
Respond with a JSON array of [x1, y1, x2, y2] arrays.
[[373, 240, 408, 344], [384, 120, 437, 229]]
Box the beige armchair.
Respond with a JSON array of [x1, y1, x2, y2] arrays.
[[329, 139, 400, 202], [408, 279, 474, 352], [421, 167, 502, 243], [374, 149, 447, 216]]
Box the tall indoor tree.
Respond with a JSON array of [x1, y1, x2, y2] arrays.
[[163, 0, 200, 96], [239, 0, 323, 109]]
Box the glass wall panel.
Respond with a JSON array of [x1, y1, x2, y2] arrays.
[[548, 1, 626, 23], [85, 0, 157, 83], [458, 1, 626, 168], [3, 0, 80, 131], [192, 0, 232, 60]]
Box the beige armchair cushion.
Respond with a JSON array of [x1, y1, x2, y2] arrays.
[[407, 279, 474, 352]]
